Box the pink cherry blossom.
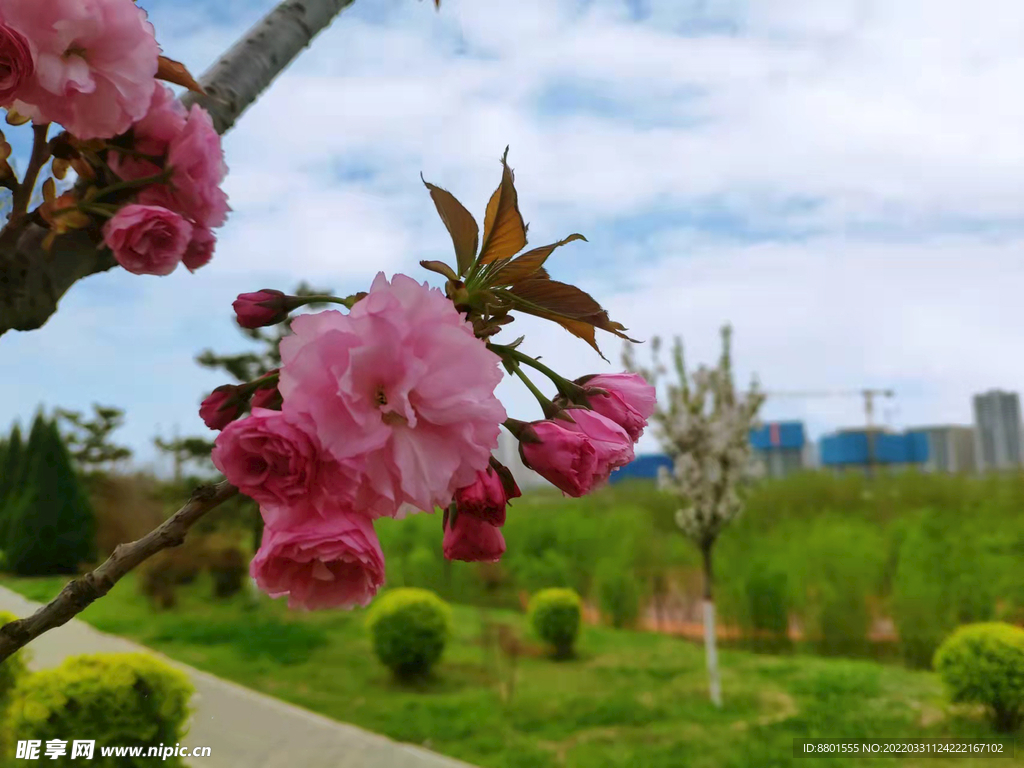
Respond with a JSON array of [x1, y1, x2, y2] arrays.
[[212, 408, 356, 529], [279, 272, 507, 517], [182, 226, 216, 273], [108, 85, 187, 181], [519, 420, 599, 497], [251, 513, 386, 610], [102, 204, 191, 276], [0, 21, 33, 106], [561, 408, 635, 484], [579, 372, 657, 442], [2, 0, 159, 140], [443, 513, 506, 563], [164, 105, 230, 228]]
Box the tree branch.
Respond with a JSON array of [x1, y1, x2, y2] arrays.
[[182, 0, 357, 135], [0, 0, 357, 337], [0, 480, 238, 663]]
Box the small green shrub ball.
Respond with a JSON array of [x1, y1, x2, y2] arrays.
[[366, 588, 452, 679]]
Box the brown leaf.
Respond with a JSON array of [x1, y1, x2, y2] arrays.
[[419, 259, 459, 281], [506, 277, 638, 359], [507, 277, 605, 319], [422, 176, 479, 276], [156, 56, 205, 94], [478, 147, 527, 266], [486, 233, 586, 286]]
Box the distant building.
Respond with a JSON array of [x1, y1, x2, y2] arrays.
[[496, 430, 550, 490], [818, 429, 928, 471], [911, 425, 977, 474], [749, 421, 806, 478], [608, 454, 673, 485], [972, 390, 1023, 471]]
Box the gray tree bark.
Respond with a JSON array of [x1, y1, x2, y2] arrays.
[[0, 0, 357, 338]]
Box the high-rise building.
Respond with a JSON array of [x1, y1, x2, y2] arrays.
[[972, 390, 1023, 471], [911, 426, 977, 474]]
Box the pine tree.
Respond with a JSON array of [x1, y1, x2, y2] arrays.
[[5, 419, 97, 576], [0, 424, 22, 504], [0, 424, 25, 551]]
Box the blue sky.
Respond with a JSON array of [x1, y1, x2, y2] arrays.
[[4, 0, 1024, 472]]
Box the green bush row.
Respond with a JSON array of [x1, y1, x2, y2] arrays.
[[374, 472, 1024, 669], [366, 587, 584, 678]]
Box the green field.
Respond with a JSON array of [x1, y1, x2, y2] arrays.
[[3, 573, 1019, 768]]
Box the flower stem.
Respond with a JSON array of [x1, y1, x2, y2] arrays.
[[493, 343, 585, 402], [510, 361, 559, 419], [302, 294, 359, 310], [91, 169, 173, 200]]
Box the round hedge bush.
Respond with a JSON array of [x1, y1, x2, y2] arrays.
[[934, 622, 1024, 731], [6, 652, 193, 767], [0, 610, 31, 757], [366, 588, 452, 679], [529, 587, 582, 659]]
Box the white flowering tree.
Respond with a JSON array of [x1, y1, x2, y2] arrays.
[[625, 325, 765, 707]]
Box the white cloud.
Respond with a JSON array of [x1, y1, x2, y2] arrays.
[[4, 0, 1024, 469]]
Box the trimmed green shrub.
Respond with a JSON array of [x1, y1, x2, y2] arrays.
[[934, 623, 1024, 732], [5, 420, 96, 576], [366, 588, 452, 679], [529, 588, 582, 659], [0, 610, 31, 758], [595, 560, 641, 629], [6, 652, 193, 766]]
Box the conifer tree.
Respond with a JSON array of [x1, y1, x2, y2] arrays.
[[0, 424, 23, 505], [5, 419, 97, 576], [0, 424, 26, 551]]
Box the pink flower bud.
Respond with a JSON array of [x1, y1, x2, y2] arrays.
[[561, 408, 635, 484], [577, 373, 657, 442], [443, 513, 506, 563], [455, 465, 520, 526], [519, 420, 599, 497], [199, 385, 245, 430], [233, 290, 288, 329], [251, 382, 283, 411]]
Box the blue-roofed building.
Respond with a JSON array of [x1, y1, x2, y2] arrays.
[[608, 454, 673, 484], [818, 429, 929, 470], [749, 421, 808, 478], [608, 421, 812, 484]]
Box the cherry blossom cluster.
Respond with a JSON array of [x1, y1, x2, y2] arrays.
[[205, 275, 655, 610], [0, 0, 228, 275], [198, 151, 658, 611]]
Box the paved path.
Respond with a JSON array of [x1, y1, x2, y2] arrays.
[[0, 586, 477, 768]]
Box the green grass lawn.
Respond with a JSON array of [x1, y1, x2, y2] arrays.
[[3, 574, 1020, 768]]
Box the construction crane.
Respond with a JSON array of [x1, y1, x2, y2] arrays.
[[764, 389, 896, 474]]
